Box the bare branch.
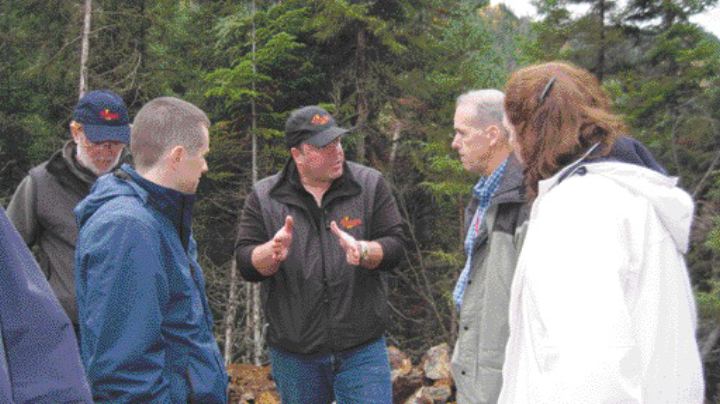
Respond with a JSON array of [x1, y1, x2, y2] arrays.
[[701, 324, 720, 360], [692, 148, 720, 199], [78, 0, 92, 98]]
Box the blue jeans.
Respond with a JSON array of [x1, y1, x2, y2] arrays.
[[269, 336, 392, 404]]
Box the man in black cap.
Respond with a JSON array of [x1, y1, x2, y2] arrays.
[[235, 105, 406, 403], [6, 89, 130, 337]]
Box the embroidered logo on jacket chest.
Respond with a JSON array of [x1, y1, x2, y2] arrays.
[[340, 216, 362, 229]]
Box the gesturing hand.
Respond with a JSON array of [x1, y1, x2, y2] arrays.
[[271, 215, 294, 263], [330, 221, 361, 265]]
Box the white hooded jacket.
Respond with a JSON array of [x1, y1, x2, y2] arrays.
[[498, 154, 704, 403]]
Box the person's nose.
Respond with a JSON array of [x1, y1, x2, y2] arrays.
[[332, 141, 343, 155], [451, 134, 461, 150]]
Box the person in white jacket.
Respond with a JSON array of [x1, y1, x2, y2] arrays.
[[498, 61, 704, 403]]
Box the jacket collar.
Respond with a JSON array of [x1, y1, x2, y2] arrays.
[[464, 154, 525, 233], [490, 153, 525, 205], [46, 140, 129, 195], [269, 158, 362, 209], [467, 153, 525, 214], [118, 163, 195, 249], [44, 141, 96, 196], [539, 142, 601, 196], [63, 140, 98, 183]]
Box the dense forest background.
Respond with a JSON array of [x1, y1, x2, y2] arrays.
[[2, 0, 719, 400]]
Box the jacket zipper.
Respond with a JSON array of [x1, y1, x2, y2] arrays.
[[319, 209, 333, 352]]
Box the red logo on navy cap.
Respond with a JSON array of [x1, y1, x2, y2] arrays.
[[100, 108, 120, 121]]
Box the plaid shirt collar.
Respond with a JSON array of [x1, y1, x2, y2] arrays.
[[472, 158, 509, 213]]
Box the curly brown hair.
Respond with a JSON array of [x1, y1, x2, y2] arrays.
[[504, 61, 626, 199]]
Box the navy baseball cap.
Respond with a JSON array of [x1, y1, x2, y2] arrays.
[[72, 90, 130, 144], [285, 106, 349, 148]]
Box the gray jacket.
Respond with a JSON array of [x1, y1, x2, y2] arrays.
[[6, 141, 124, 325], [451, 155, 529, 404]]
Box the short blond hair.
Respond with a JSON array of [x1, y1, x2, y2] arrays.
[[130, 97, 210, 170]]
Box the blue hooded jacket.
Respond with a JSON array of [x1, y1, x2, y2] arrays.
[[0, 207, 92, 403], [74, 164, 227, 403]]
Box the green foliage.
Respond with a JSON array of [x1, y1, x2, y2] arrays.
[[707, 218, 720, 254], [697, 280, 720, 320]]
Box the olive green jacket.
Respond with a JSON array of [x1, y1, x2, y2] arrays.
[[451, 155, 529, 404]]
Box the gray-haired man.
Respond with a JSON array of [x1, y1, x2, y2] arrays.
[[450, 89, 528, 403]]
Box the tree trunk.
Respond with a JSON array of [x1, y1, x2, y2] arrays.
[[243, 282, 253, 363], [133, 0, 147, 105], [596, 0, 606, 81], [78, 0, 92, 99], [451, 195, 465, 344], [389, 119, 402, 171], [251, 0, 258, 188], [249, 0, 263, 366], [223, 259, 238, 366], [701, 324, 720, 360], [354, 28, 368, 163], [226, 0, 263, 368], [457, 195, 465, 246]]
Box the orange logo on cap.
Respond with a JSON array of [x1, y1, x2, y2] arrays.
[[310, 114, 330, 126], [340, 216, 362, 230], [100, 109, 120, 121]]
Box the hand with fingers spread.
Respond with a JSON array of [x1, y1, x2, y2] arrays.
[[271, 215, 294, 263], [252, 215, 294, 276], [330, 220, 362, 266]]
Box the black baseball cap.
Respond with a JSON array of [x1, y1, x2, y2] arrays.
[[284, 106, 349, 148], [72, 90, 130, 144]]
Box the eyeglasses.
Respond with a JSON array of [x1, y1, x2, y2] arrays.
[[77, 130, 124, 151]]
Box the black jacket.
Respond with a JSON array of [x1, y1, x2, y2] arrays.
[[235, 160, 405, 354]]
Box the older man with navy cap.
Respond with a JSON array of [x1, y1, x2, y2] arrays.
[[7, 89, 130, 337], [236, 105, 406, 403]]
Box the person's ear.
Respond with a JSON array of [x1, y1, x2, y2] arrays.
[[486, 125, 502, 147], [70, 121, 83, 144], [168, 145, 185, 168], [290, 146, 303, 162]]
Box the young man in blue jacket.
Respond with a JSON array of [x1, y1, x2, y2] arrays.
[[74, 97, 227, 403], [0, 207, 92, 403]]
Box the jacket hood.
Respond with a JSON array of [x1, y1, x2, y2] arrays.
[[60, 140, 97, 185], [75, 167, 139, 229], [542, 143, 693, 253], [75, 164, 196, 249], [492, 153, 525, 204], [592, 136, 667, 175]]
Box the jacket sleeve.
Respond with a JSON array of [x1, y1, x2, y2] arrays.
[[234, 190, 272, 282], [77, 214, 170, 403], [516, 177, 642, 402], [6, 175, 40, 246], [0, 207, 93, 403], [369, 175, 406, 272]]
